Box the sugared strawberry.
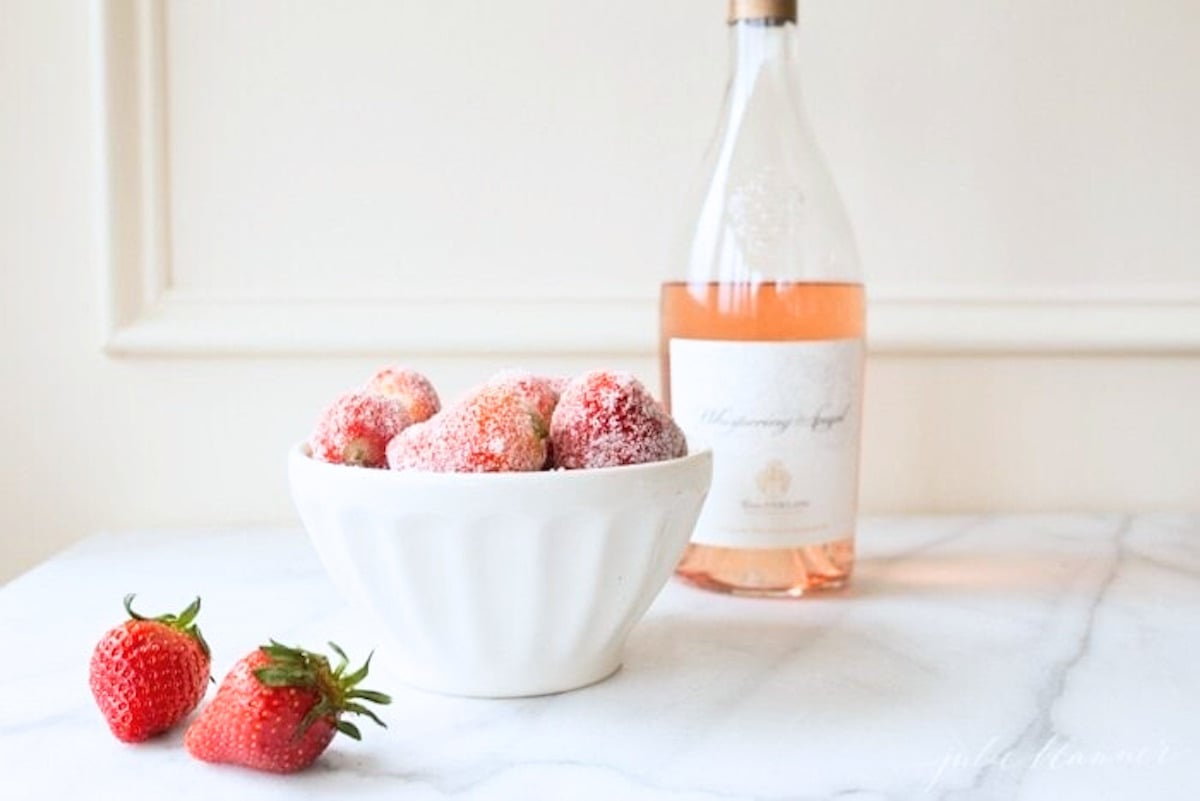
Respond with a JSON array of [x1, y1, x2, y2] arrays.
[[89, 595, 211, 743], [185, 642, 390, 774], [550, 370, 687, 469], [364, 366, 441, 423], [387, 384, 547, 473], [483, 369, 563, 424], [385, 418, 438, 471], [310, 390, 411, 468], [481, 370, 563, 469]]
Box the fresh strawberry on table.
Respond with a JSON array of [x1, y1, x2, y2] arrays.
[[185, 641, 391, 774], [88, 594, 211, 743]]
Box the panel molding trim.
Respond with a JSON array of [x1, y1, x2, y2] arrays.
[[94, 1, 1200, 358]]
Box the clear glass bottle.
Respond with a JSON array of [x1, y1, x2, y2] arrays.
[[661, 0, 865, 597]]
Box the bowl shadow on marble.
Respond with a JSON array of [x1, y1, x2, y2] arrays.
[[535, 611, 947, 734], [299, 615, 947, 787], [290, 611, 950, 789]]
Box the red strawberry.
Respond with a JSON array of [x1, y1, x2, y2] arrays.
[[185, 641, 390, 774], [309, 390, 412, 468], [387, 384, 548, 473], [364, 366, 441, 423], [88, 594, 211, 743], [482, 369, 562, 424], [551, 370, 687, 469]]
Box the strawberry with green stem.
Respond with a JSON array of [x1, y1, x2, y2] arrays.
[[185, 641, 391, 773], [89, 594, 211, 743]]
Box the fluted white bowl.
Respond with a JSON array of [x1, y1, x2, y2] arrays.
[[288, 443, 712, 697]]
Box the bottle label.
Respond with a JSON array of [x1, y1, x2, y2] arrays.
[[669, 338, 864, 548]]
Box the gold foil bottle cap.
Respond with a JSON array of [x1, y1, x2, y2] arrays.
[[728, 0, 798, 24]]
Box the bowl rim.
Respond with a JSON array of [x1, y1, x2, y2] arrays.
[[290, 442, 713, 485]]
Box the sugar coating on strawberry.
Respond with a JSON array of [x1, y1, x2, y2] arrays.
[[89, 595, 211, 743], [310, 390, 411, 468], [385, 418, 437, 471], [550, 370, 687, 469], [364, 366, 441, 423], [387, 385, 547, 473], [185, 642, 389, 774], [484, 369, 563, 426]]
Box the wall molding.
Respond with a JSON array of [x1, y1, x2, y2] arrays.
[[94, 1, 1200, 358]]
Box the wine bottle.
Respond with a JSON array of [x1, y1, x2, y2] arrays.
[[661, 0, 865, 597]]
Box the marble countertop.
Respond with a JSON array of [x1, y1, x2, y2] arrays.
[[1, 515, 1197, 800]]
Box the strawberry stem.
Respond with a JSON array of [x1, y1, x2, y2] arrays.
[[252, 640, 391, 743], [123, 593, 210, 658]]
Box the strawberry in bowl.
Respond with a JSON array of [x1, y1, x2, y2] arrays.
[[292, 367, 712, 697]]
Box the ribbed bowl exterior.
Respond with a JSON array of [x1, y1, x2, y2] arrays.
[[288, 445, 712, 697]]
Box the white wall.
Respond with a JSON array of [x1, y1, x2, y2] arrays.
[[2, 0, 1198, 583]]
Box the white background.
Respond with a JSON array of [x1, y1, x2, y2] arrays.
[[2, 0, 1198, 582]]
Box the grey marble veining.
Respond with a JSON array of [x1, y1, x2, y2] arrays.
[[1, 515, 1196, 800]]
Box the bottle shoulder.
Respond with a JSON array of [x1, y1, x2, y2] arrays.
[[671, 26, 860, 284], [674, 91, 859, 283]]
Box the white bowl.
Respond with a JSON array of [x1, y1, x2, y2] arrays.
[[288, 444, 712, 697]]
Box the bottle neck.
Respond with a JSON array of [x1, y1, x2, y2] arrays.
[[727, 20, 805, 120], [675, 5, 860, 285]]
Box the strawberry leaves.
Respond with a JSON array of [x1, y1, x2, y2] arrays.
[[124, 593, 210, 658], [252, 641, 391, 742]]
